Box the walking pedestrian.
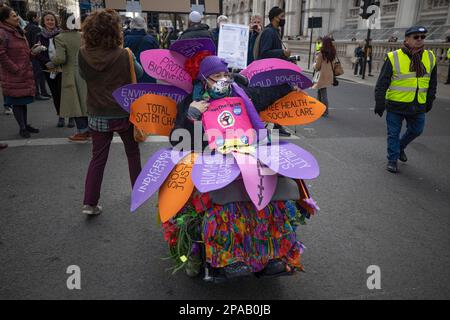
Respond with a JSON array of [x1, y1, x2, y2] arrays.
[[0, 6, 41, 138], [445, 36, 450, 85], [24, 10, 50, 101], [247, 14, 262, 65], [354, 42, 364, 76], [37, 11, 71, 128], [365, 38, 374, 77], [178, 11, 213, 41], [51, 10, 89, 142], [78, 9, 143, 215], [256, 6, 290, 61], [374, 26, 437, 174], [312, 36, 337, 118], [124, 16, 159, 83]]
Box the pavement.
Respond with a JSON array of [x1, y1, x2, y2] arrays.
[[0, 81, 450, 300], [296, 59, 450, 101]]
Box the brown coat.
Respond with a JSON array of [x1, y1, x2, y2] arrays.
[[78, 47, 131, 117], [312, 52, 335, 89]]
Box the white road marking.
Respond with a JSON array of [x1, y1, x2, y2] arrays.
[[0, 135, 300, 148]]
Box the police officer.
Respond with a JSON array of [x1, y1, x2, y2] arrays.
[[374, 26, 437, 173]]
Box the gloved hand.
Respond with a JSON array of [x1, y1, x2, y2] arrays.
[[374, 104, 385, 117], [31, 44, 46, 55], [45, 61, 56, 69], [426, 102, 433, 113]]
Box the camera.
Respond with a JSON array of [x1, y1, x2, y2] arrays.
[[289, 55, 301, 62]]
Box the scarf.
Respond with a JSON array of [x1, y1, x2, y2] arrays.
[[401, 42, 426, 77], [41, 27, 61, 39]]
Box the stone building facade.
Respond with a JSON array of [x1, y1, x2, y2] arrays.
[[222, 0, 450, 40]]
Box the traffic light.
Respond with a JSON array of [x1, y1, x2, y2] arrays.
[[359, 0, 380, 19]]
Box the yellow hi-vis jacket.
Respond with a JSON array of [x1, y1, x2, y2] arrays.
[[386, 49, 436, 104], [447, 48, 450, 59]]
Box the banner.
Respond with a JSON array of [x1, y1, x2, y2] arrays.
[[249, 69, 313, 90], [217, 23, 249, 70], [241, 58, 302, 80], [129, 94, 178, 136], [140, 49, 193, 93], [113, 84, 188, 113], [259, 91, 326, 126]]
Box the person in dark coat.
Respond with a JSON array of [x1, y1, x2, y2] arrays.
[[247, 14, 262, 65], [178, 11, 213, 41], [124, 16, 159, 83], [374, 26, 437, 173], [0, 6, 41, 138], [211, 15, 228, 49], [256, 7, 292, 136], [24, 10, 50, 100], [257, 6, 290, 61], [353, 43, 364, 76], [36, 10, 68, 128]]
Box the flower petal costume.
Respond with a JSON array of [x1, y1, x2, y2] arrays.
[[113, 38, 326, 280]]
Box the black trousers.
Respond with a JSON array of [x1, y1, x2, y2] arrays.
[[447, 64, 450, 83], [354, 58, 363, 75], [44, 72, 62, 116], [32, 59, 49, 96]]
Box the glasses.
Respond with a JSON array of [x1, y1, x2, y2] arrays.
[[413, 35, 426, 40]]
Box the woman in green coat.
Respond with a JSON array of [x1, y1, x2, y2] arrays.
[[51, 11, 89, 141]]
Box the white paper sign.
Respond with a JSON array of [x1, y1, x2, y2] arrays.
[[217, 23, 249, 70]]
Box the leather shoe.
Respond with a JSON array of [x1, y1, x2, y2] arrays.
[[274, 124, 291, 137], [399, 150, 408, 163], [35, 95, 50, 101], [386, 161, 398, 173], [19, 129, 31, 138], [26, 125, 39, 133], [0, 143, 8, 150]]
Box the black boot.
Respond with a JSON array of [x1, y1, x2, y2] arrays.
[[273, 124, 291, 137], [399, 150, 408, 163], [19, 129, 31, 138], [386, 161, 398, 173], [26, 125, 40, 134]]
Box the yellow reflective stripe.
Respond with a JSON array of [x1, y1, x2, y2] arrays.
[[392, 50, 401, 75], [394, 73, 416, 80], [388, 86, 417, 92], [427, 50, 435, 71]]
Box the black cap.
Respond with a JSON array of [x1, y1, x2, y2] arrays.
[[405, 26, 428, 37]]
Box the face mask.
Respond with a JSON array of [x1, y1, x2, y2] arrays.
[[279, 18, 286, 28], [208, 77, 231, 96]]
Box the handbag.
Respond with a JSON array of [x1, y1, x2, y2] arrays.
[[125, 48, 148, 143], [330, 61, 339, 87], [334, 57, 344, 76]]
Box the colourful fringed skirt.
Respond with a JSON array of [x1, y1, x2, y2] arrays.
[[162, 199, 309, 273]]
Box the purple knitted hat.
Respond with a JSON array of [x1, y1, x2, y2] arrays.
[[198, 56, 229, 80]]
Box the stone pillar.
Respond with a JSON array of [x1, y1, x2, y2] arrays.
[[395, 0, 420, 28], [285, 0, 301, 37], [447, 3, 450, 25]]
